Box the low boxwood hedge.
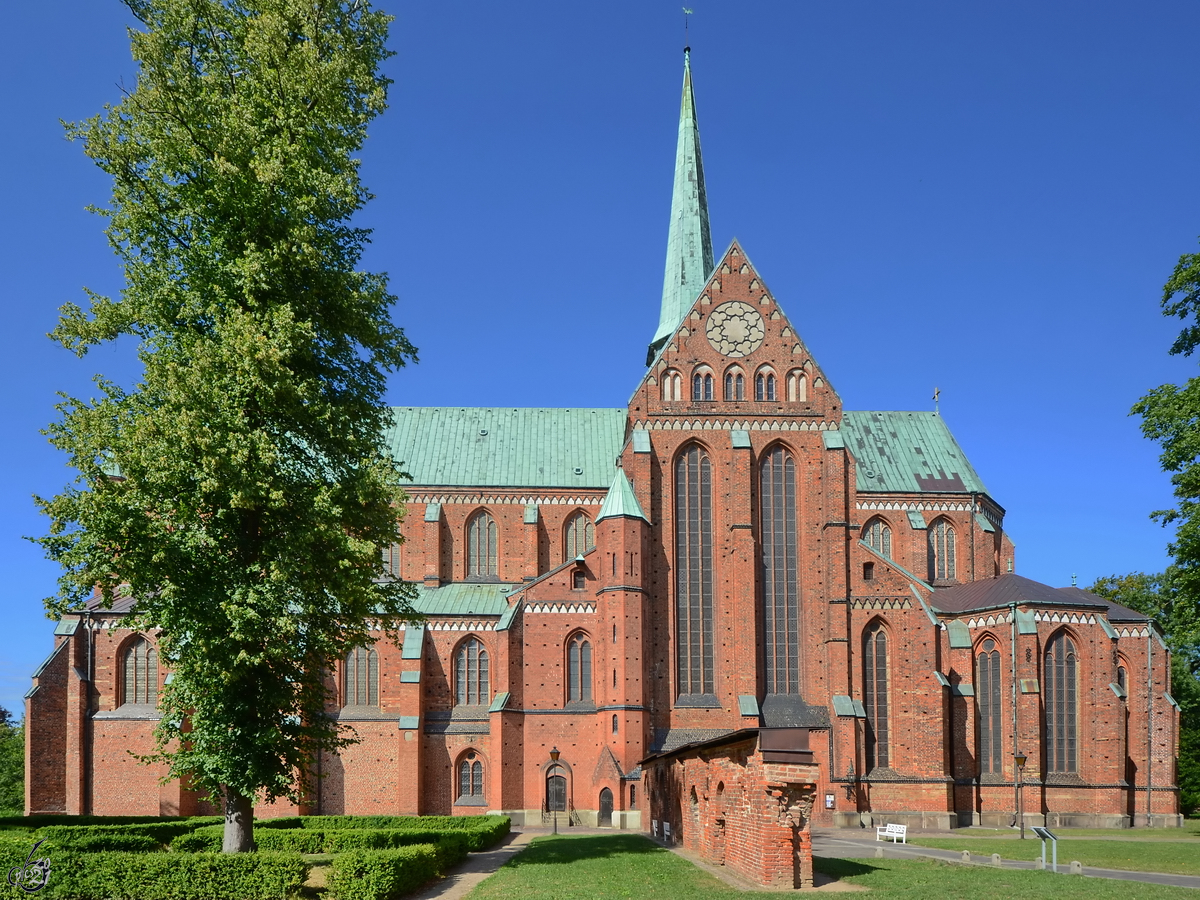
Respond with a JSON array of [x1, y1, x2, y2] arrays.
[[256, 815, 509, 851], [175, 827, 474, 856], [326, 845, 453, 900], [35, 821, 198, 849], [0, 846, 307, 900]]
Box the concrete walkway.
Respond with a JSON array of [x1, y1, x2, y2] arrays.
[[812, 829, 1200, 891]]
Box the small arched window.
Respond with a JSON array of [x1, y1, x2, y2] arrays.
[[692, 372, 714, 401], [467, 510, 498, 579], [381, 542, 401, 578], [456, 637, 490, 706], [863, 517, 892, 558], [928, 518, 956, 581], [662, 370, 683, 401], [344, 645, 379, 707], [755, 371, 777, 401], [612, 714, 619, 734], [1045, 633, 1078, 773], [567, 634, 592, 703], [724, 369, 745, 401], [565, 511, 595, 560], [863, 623, 889, 769], [122, 637, 158, 706], [977, 638, 1002, 774], [458, 753, 484, 801], [572, 569, 586, 590], [1117, 665, 1127, 693], [787, 370, 807, 402]]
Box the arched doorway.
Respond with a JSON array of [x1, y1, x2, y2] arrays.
[[546, 766, 566, 813], [599, 787, 613, 826]]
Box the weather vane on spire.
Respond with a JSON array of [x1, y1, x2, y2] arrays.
[[683, 7, 693, 50], [933, 386, 941, 414]]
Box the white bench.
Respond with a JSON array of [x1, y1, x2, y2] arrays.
[[876, 823, 907, 843]]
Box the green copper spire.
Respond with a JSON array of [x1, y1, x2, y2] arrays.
[[596, 469, 648, 523], [649, 48, 714, 361]]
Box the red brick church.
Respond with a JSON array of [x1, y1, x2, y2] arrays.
[[27, 51, 1181, 850]]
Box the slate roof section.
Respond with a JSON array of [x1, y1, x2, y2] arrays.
[[386, 408, 626, 488], [930, 574, 1148, 622], [841, 411, 986, 495]]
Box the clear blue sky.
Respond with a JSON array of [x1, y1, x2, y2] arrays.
[[3, 1, 1199, 719]]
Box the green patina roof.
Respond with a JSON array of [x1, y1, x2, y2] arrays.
[[596, 469, 649, 522], [841, 411, 987, 495], [386, 408, 626, 488], [651, 49, 714, 352], [411, 582, 518, 617]]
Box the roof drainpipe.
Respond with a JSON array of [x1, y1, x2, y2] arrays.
[[1146, 627, 1154, 826], [1010, 601, 1019, 827]]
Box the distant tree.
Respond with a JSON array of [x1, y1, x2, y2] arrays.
[[34, 0, 416, 851], [0, 707, 24, 814], [1089, 570, 1199, 816]]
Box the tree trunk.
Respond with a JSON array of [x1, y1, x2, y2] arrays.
[[222, 788, 255, 853]]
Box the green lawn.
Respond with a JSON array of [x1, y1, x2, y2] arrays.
[[957, 823, 1200, 840], [465, 834, 1199, 900], [910, 837, 1200, 876]]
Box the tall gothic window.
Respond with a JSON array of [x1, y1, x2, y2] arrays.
[[675, 444, 714, 696], [456, 637, 490, 706], [863, 517, 892, 557], [928, 518, 956, 581], [565, 512, 595, 560], [122, 637, 158, 706], [976, 638, 1002, 774], [467, 510, 497, 578], [1045, 633, 1078, 773], [863, 623, 889, 769], [344, 645, 379, 706], [567, 634, 592, 703], [761, 446, 800, 695]]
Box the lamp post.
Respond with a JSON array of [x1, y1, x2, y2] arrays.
[[550, 747, 560, 835], [1015, 751, 1028, 840]]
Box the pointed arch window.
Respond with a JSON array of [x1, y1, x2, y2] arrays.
[[565, 511, 595, 560], [755, 371, 777, 401], [662, 370, 683, 402], [928, 519, 956, 582], [457, 753, 484, 802], [122, 637, 158, 706], [1045, 633, 1078, 773], [863, 517, 892, 558], [692, 372, 714, 401], [467, 510, 498, 579], [976, 638, 1002, 774], [381, 542, 402, 579], [344, 645, 379, 707], [456, 637, 490, 706], [761, 446, 800, 695], [787, 370, 807, 402], [724, 370, 745, 401], [567, 634, 592, 703], [863, 623, 889, 770], [675, 444, 714, 696]]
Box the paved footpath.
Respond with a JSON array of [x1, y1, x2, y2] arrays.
[[812, 829, 1200, 891]]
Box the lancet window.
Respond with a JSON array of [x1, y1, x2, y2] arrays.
[[122, 637, 158, 706], [761, 446, 800, 695], [863, 517, 892, 558], [567, 634, 592, 703], [1045, 633, 1078, 773], [344, 645, 379, 707], [928, 518, 956, 581], [675, 444, 714, 696], [467, 510, 498, 579], [456, 637, 490, 706], [977, 638, 1002, 774], [863, 623, 890, 769]]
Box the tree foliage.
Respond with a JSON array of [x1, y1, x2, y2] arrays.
[[1133, 242, 1200, 608], [34, 0, 416, 850], [1089, 571, 1200, 816], [0, 707, 24, 814]]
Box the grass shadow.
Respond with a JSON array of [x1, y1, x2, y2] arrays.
[[504, 834, 669, 868], [813, 856, 882, 879]]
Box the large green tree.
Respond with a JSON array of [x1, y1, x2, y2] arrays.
[[35, 0, 416, 851], [1089, 571, 1200, 816], [0, 707, 24, 815]]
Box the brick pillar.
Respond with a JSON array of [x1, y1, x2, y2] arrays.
[[423, 503, 442, 586]]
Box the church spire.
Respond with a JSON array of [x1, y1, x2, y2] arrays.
[[649, 48, 714, 363]]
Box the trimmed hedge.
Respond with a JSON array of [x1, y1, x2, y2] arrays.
[[175, 827, 473, 856], [0, 846, 307, 900], [35, 821, 198, 849], [0, 814, 221, 832], [326, 845, 452, 900], [256, 815, 509, 851]]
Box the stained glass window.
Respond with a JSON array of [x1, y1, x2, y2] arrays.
[[1045, 633, 1078, 773], [761, 446, 800, 695], [863, 624, 889, 769], [675, 444, 714, 696]]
